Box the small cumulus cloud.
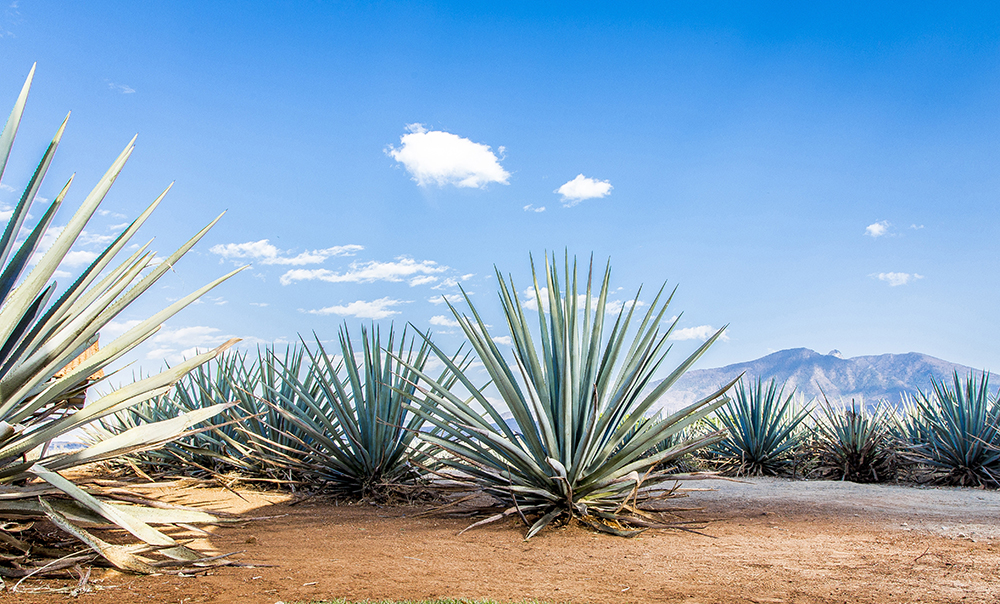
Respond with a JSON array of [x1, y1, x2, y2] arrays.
[[430, 315, 461, 328], [62, 250, 98, 267], [523, 204, 545, 213], [306, 297, 407, 320], [492, 335, 513, 346], [910, 224, 924, 230], [387, 124, 510, 189], [0, 183, 15, 192], [865, 221, 890, 238], [281, 257, 447, 286], [556, 174, 612, 207], [108, 82, 136, 94], [210, 239, 363, 266], [668, 325, 729, 342], [429, 293, 466, 305], [873, 272, 923, 287]]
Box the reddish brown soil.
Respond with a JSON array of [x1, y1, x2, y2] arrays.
[[6, 478, 1000, 603]]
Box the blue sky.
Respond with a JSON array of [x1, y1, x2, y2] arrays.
[[1, 1, 999, 376]]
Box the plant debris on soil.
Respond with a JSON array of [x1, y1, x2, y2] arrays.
[[5, 476, 1000, 603]]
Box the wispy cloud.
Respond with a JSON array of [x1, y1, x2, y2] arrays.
[[523, 204, 545, 213], [108, 82, 136, 94], [306, 297, 407, 319], [492, 335, 513, 346], [249, 302, 269, 307], [409, 275, 438, 286], [0, 183, 14, 192], [210, 239, 363, 266], [429, 293, 466, 305], [280, 257, 447, 286], [387, 124, 510, 189], [556, 174, 612, 207], [910, 224, 925, 230], [865, 221, 890, 237], [873, 272, 923, 286], [668, 325, 728, 342]]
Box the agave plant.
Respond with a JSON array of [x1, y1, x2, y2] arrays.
[[96, 344, 337, 487], [906, 372, 1000, 486], [703, 377, 811, 476], [397, 253, 735, 539], [256, 325, 468, 498], [809, 398, 899, 483], [0, 65, 244, 574]]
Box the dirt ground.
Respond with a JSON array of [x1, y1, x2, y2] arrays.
[[7, 477, 1000, 604]]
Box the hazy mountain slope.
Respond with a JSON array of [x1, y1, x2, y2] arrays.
[[653, 348, 983, 411]]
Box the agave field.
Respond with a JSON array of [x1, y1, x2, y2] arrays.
[[2, 64, 1000, 599]]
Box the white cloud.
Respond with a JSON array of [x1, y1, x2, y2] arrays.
[[409, 275, 438, 287], [555, 174, 613, 207], [429, 293, 466, 305], [210, 239, 363, 266], [98, 209, 128, 219], [668, 325, 729, 342], [280, 257, 447, 286], [387, 124, 510, 189], [62, 250, 98, 267], [492, 335, 513, 346], [306, 297, 407, 320], [0, 183, 14, 192], [910, 224, 924, 230], [865, 221, 889, 237], [523, 204, 546, 213], [249, 302, 269, 307], [109, 82, 136, 94], [873, 272, 923, 287], [432, 276, 461, 290], [430, 315, 461, 328], [79, 231, 117, 246]]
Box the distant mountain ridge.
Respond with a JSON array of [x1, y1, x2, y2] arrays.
[[652, 348, 985, 411]]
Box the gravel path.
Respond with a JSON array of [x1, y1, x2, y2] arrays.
[[689, 476, 1000, 539]]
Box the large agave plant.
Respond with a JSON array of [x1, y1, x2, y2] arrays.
[[398, 253, 734, 539], [703, 377, 811, 476], [907, 372, 1000, 486], [809, 398, 899, 483], [0, 65, 243, 574]]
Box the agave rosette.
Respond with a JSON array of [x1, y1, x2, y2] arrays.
[[397, 253, 734, 538]]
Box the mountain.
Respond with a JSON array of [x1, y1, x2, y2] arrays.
[[652, 348, 984, 411]]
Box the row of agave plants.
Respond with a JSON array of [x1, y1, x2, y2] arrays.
[[699, 374, 1000, 487], [101, 261, 736, 540]]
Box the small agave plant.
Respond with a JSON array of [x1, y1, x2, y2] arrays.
[[398, 253, 735, 539], [702, 377, 811, 476], [810, 398, 899, 483], [0, 65, 244, 574], [906, 372, 1000, 486]]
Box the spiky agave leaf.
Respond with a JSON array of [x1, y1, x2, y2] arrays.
[[701, 377, 811, 476], [809, 397, 899, 483], [0, 65, 244, 573], [396, 252, 733, 539], [906, 372, 1000, 486]]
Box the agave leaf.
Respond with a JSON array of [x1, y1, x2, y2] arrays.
[[0, 63, 34, 183]]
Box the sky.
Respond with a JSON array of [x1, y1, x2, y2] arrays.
[[1, 1, 999, 380]]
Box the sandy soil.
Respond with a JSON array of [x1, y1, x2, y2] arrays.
[[7, 477, 1000, 603]]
